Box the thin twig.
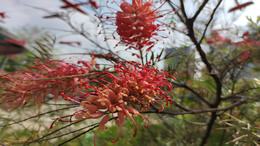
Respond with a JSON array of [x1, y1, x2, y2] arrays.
[[146, 97, 246, 115], [192, 0, 209, 21], [0, 105, 78, 127], [24, 72, 96, 81], [25, 120, 83, 145], [199, 0, 223, 44], [179, 0, 188, 20], [167, 1, 186, 23], [172, 82, 212, 106], [58, 118, 113, 146]]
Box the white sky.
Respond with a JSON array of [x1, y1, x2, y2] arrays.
[[1, 0, 259, 31], [0, 0, 259, 65]]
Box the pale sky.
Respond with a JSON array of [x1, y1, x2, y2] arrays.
[[1, 0, 259, 30], [0, 0, 259, 64]]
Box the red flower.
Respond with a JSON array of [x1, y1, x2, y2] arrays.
[[0, 59, 90, 112], [98, 0, 172, 51], [50, 61, 176, 145]]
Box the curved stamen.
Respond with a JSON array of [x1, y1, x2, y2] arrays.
[[111, 111, 124, 143], [111, 123, 123, 143], [138, 113, 150, 128], [94, 128, 99, 146], [118, 105, 137, 137], [154, 100, 164, 112], [128, 113, 137, 137]]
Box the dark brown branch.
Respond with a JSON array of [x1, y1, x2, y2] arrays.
[[233, 87, 260, 95], [221, 94, 244, 101], [172, 82, 212, 107], [25, 120, 83, 145], [172, 100, 192, 112], [170, 0, 223, 112], [152, 98, 191, 112], [167, 1, 185, 23], [192, 0, 209, 21], [0, 105, 78, 127], [146, 97, 246, 115], [200, 112, 216, 146], [58, 118, 113, 146], [177, 0, 222, 107], [25, 123, 99, 144], [218, 110, 233, 146], [187, 25, 222, 104], [199, 0, 223, 44], [179, 0, 188, 20], [57, 124, 98, 146]]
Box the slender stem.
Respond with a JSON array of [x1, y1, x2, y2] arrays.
[[0, 105, 78, 127], [200, 112, 217, 146], [172, 82, 212, 107], [199, 0, 223, 44], [145, 98, 246, 116], [179, 0, 188, 20], [139, 49, 144, 66], [192, 0, 209, 21], [0, 56, 8, 73]]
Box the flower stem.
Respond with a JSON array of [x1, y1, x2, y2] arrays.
[[139, 49, 144, 66]]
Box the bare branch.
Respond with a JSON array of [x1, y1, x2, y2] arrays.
[[25, 120, 83, 145], [25, 123, 99, 144], [58, 118, 113, 146], [167, 1, 186, 23], [192, 0, 209, 22], [0, 105, 78, 128], [179, 0, 188, 20], [199, 0, 223, 44], [146, 97, 247, 115], [172, 82, 212, 107]]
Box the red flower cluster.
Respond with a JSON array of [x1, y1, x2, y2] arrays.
[[50, 61, 176, 145], [98, 0, 172, 51], [0, 59, 90, 112]]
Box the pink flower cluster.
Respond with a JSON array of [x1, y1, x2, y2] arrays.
[[50, 61, 176, 145]]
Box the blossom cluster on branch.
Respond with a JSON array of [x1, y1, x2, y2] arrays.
[[50, 61, 176, 144], [98, 0, 172, 51], [0, 59, 91, 112]]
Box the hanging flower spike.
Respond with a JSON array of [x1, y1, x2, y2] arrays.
[[0, 59, 90, 112], [98, 0, 173, 51]]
